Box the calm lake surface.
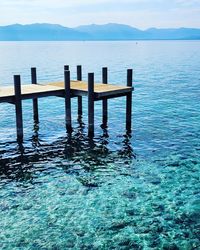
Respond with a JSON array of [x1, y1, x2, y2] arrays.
[[0, 41, 200, 249]]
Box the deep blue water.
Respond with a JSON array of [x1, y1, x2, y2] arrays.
[[0, 41, 200, 249]]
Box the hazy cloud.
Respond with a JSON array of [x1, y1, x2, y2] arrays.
[[0, 0, 199, 28]]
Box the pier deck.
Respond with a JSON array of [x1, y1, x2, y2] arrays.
[[0, 66, 133, 142], [0, 80, 132, 103]]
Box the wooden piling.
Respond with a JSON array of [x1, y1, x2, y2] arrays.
[[31, 67, 39, 123], [126, 69, 133, 132], [77, 65, 82, 118], [64, 65, 69, 71], [64, 70, 72, 132], [14, 75, 23, 142], [102, 67, 108, 127], [88, 73, 94, 136]]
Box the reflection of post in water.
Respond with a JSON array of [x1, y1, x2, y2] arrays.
[[0, 128, 136, 184], [118, 133, 135, 159], [17, 141, 25, 156], [32, 121, 40, 147], [74, 118, 85, 149], [0, 142, 35, 183], [98, 128, 109, 154], [88, 135, 95, 150], [63, 133, 73, 158], [77, 102, 85, 131], [63, 130, 96, 159]]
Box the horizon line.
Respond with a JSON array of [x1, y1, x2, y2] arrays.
[[0, 22, 200, 31]]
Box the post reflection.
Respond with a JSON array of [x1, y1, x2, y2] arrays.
[[32, 121, 40, 148]]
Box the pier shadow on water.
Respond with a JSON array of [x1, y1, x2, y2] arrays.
[[0, 120, 135, 186]]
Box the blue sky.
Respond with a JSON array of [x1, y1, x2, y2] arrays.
[[0, 0, 200, 28]]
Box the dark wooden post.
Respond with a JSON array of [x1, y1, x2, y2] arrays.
[[88, 73, 94, 136], [102, 67, 108, 127], [77, 65, 82, 118], [64, 65, 69, 71], [64, 70, 72, 132], [126, 69, 133, 132], [31, 67, 39, 123], [14, 75, 23, 142]]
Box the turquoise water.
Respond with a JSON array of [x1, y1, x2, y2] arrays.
[[0, 41, 200, 249]]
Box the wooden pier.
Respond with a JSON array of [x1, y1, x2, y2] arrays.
[[0, 66, 134, 142]]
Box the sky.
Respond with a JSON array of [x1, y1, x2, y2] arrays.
[[0, 0, 200, 29]]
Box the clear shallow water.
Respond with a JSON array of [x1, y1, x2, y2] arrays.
[[0, 41, 200, 249]]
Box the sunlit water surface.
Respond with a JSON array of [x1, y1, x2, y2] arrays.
[[0, 41, 200, 249]]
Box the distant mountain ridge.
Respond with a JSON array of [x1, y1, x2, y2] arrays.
[[0, 23, 88, 41], [0, 23, 200, 41]]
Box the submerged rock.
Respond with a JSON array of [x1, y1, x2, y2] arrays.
[[162, 243, 180, 250], [109, 220, 132, 231], [113, 233, 142, 250], [126, 209, 135, 216], [123, 187, 137, 199], [146, 176, 162, 185], [185, 199, 200, 222], [77, 177, 99, 187]]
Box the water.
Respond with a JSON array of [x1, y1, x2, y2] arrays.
[[0, 41, 200, 249]]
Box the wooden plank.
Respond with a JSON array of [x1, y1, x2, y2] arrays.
[[0, 84, 64, 103]]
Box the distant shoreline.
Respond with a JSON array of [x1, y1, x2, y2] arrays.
[[0, 39, 200, 42], [1, 23, 200, 41]]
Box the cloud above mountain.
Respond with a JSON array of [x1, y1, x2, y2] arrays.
[[0, 0, 199, 29]]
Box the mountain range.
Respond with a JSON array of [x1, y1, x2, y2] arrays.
[[0, 23, 200, 41]]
